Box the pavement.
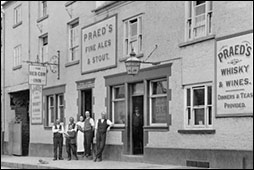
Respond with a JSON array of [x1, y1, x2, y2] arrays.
[[1, 155, 194, 169]]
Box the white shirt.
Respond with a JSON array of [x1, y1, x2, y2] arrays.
[[95, 119, 113, 130], [52, 124, 64, 133]]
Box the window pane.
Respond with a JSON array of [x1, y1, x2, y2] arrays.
[[132, 83, 144, 95], [60, 107, 64, 122], [50, 96, 54, 106], [130, 40, 138, 54], [130, 19, 138, 37], [114, 86, 125, 99], [193, 88, 204, 106], [151, 97, 167, 124], [187, 88, 191, 106], [194, 108, 204, 125], [59, 95, 64, 105], [208, 86, 212, 105], [114, 101, 125, 124], [187, 107, 191, 125], [152, 80, 167, 95], [208, 106, 212, 125], [50, 107, 54, 123]]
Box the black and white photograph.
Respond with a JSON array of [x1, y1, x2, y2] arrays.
[[1, 1, 253, 169]]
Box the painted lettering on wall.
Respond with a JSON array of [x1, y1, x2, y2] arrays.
[[29, 65, 47, 85], [81, 15, 116, 74], [216, 32, 253, 115], [31, 85, 43, 124]]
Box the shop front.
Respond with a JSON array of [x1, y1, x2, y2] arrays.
[[104, 63, 172, 157]]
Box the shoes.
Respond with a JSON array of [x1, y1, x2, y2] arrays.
[[59, 157, 64, 160], [97, 158, 102, 162], [53, 158, 57, 161], [93, 157, 97, 162], [74, 156, 79, 160], [67, 157, 71, 161]]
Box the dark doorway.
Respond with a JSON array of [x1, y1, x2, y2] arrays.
[[132, 95, 144, 155], [10, 90, 30, 156], [81, 89, 92, 118]]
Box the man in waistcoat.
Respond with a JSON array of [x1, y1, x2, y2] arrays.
[[82, 111, 95, 158], [64, 117, 78, 161], [94, 111, 113, 162], [52, 119, 64, 161]]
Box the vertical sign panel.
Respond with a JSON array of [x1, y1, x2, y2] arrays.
[[216, 32, 253, 117], [81, 15, 117, 74], [31, 85, 43, 124]]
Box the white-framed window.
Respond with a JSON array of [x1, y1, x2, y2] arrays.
[[184, 84, 212, 129], [39, 35, 48, 62], [123, 15, 142, 56], [56, 94, 65, 122], [14, 4, 22, 25], [13, 45, 22, 67], [39, 1, 48, 18], [112, 85, 126, 125], [149, 79, 168, 126], [46, 94, 64, 127], [68, 21, 79, 62], [185, 1, 212, 40]]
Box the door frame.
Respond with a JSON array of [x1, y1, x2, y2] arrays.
[[128, 82, 144, 155]]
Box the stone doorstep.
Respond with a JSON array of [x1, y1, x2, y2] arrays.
[[1, 161, 61, 169]]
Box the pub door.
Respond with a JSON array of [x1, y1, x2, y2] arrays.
[[81, 89, 93, 118]]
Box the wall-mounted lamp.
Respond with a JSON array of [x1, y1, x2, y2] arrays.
[[125, 46, 161, 75]]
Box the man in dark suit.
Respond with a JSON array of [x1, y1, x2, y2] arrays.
[[133, 107, 143, 154]]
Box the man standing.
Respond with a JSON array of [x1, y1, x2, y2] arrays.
[[94, 112, 113, 162], [64, 117, 78, 161], [82, 111, 95, 158], [52, 119, 64, 161], [133, 107, 143, 154]]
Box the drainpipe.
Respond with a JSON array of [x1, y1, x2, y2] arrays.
[[1, 9, 6, 154]]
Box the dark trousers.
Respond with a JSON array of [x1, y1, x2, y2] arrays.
[[96, 132, 107, 159], [66, 139, 77, 159], [84, 130, 93, 156], [133, 128, 143, 154], [53, 137, 63, 159]]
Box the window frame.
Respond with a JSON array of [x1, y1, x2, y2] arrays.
[[13, 45, 22, 68], [45, 93, 64, 127], [68, 20, 79, 62], [123, 15, 143, 57], [14, 4, 22, 26], [111, 85, 126, 126], [184, 84, 213, 129], [149, 78, 168, 126], [185, 1, 213, 41], [39, 34, 48, 63], [39, 1, 48, 19]]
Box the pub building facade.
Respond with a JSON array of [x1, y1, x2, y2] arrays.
[[1, 1, 253, 169]]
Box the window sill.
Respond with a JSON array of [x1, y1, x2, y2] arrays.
[[13, 22, 22, 29], [44, 126, 53, 130], [119, 53, 144, 62], [143, 126, 169, 132], [111, 126, 125, 131], [65, 1, 76, 7], [37, 14, 49, 23], [12, 65, 22, 71], [178, 34, 215, 48], [65, 60, 80, 67], [178, 129, 216, 134]]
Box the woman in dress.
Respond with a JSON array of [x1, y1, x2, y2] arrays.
[[76, 115, 85, 155]]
